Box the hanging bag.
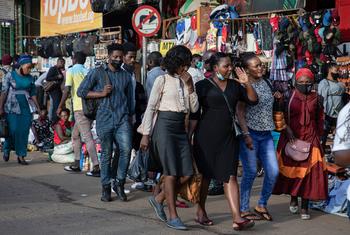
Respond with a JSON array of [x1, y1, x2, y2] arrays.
[[207, 78, 242, 137], [82, 68, 111, 120], [285, 91, 311, 161]]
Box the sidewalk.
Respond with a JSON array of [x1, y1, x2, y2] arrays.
[[0, 152, 348, 235]]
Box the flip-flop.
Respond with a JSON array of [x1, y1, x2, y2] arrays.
[[176, 200, 189, 208], [195, 218, 214, 226], [254, 208, 273, 221], [233, 219, 255, 231], [241, 212, 262, 220]]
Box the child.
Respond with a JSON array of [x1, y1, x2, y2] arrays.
[[32, 110, 54, 151]]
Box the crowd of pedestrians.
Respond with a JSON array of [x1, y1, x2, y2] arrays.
[[0, 42, 349, 232]]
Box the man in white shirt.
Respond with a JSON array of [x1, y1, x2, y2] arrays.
[[333, 102, 350, 167], [187, 54, 204, 85]]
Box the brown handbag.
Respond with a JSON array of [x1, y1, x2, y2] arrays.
[[178, 159, 202, 204]]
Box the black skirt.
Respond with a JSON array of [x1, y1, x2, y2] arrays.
[[151, 111, 193, 177]]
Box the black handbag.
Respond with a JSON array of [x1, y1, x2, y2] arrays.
[[0, 117, 9, 138], [82, 68, 110, 120], [207, 78, 242, 137]]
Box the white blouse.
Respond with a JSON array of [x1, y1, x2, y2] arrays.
[[141, 74, 199, 135]]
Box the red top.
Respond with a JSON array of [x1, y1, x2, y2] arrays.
[[54, 120, 73, 145]]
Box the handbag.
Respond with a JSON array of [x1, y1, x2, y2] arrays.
[[284, 91, 311, 161], [263, 78, 286, 132], [82, 68, 111, 120], [0, 117, 9, 138], [285, 139, 311, 161], [207, 78, 242, 137], [178, 160, 203, 204], [43, 67, 62, 92]]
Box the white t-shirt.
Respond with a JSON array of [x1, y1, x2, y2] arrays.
[[332, 102, 350, 152], [188, 67, 204, 85]]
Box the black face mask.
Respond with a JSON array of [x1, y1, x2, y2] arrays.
[[111, 60, 122, 70], [331, 72, 340, 81], [295, 83, 313, 94], [123, 63, 135, 73]]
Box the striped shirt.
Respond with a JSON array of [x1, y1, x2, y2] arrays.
[[77, 64, 135, 136]]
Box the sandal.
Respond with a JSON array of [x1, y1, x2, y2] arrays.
[[301, 214, 310, 220], [254, 208, 273, 221], [195, 218, 214, 226], [233, 219, 255, 231], [176, 200, 189, 208], [241, 212, 262, 220]]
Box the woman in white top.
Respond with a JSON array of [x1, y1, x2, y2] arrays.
[[139, 46, 199, 230]]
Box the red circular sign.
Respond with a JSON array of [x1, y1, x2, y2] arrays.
[[132, 5, 161, 37]]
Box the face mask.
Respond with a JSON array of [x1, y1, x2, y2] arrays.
[[123, 63, 135, 73], [216, 72, 225, 81], [111, 60, 122, 70], [295, 83, 313, 94], [196, 61, 204, 70], [331, 72, 340, 81]]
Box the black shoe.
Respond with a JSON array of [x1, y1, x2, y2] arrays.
[[113, 180, 127, 202], [17, 157, 29, 165], [3, 152, 9, 162], [101, 184, 112, 202], [86, 165, 100, 177]]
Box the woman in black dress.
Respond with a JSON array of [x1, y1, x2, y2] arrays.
[[190, 52, 258, 230]]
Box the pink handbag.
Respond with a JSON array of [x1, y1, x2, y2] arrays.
[[285, 139, 311, 161], [285, 91, 311, 162]]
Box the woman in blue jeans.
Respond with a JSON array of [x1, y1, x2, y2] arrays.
[[236, 53, 280, 221]]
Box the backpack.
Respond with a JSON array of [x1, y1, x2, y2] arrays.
[[82, 68, 111, 120], [73, 35, 98, 56]]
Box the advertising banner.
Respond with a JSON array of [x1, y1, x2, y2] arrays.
[[41, 0, 103, 36]]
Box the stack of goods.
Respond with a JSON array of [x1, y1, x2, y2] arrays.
[[337, 56, 350, 94]]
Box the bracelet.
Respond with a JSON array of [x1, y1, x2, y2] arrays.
[[242, 132, 250, 137]]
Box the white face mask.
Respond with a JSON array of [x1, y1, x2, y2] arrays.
[[216, 72, 225, 81]]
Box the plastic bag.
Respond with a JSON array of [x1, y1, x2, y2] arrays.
[[128, 150, 149, 182]]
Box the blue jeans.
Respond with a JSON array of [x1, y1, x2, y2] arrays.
[[239, 129, 279, 212], [99, 121, 132, 186]]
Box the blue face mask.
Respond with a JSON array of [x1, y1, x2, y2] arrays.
[[196, 61, 204, 70], [216, 72, 225, 81]]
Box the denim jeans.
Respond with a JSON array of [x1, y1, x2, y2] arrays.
[[239, 129, 279, 212], [99, 120, 132, 186]]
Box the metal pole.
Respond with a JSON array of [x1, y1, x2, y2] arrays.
[[142, 36, 147, 85]]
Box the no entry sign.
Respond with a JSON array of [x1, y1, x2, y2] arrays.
[[132, 5, 161, 37]]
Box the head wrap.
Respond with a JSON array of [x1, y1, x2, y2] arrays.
[[1, 54, 12, 66], [18, 55, 32, 66], [296, 68, 314, 81]]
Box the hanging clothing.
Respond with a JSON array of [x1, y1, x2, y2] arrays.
[[273, 90, 328, 200], [270, 47, 289, 82]]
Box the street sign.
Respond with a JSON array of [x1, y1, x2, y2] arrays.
[[132, 5, 161, 37]]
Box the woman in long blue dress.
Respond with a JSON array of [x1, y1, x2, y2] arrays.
[[0, 55, 41, 165]]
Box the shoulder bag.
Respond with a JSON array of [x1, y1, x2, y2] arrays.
[[43, 67, 62, 92], [285, 91, 311, 161], [82, 68, 111, 120], [207, 78, 242, 137]]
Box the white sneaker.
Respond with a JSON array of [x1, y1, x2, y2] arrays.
[[131, 182, 144, 189]]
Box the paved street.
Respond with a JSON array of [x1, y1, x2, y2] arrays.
[[0, 152, 348, 235]]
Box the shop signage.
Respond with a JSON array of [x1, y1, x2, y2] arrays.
[[40, 0, 103, 37], [159, 39, 176, 56], [0, 0, 14, 22], [132, 5, 161, 37]]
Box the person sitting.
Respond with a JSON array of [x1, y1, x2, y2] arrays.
[[51, 108, 74, 164], [54, 108, 73, 145], [31, 109, 53, 151]]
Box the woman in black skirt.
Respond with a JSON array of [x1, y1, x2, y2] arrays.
[[189, 52, 258, 231], [139, 46, 199, 230]]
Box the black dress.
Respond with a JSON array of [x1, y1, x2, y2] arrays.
[[192, 79, 256, 183]]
